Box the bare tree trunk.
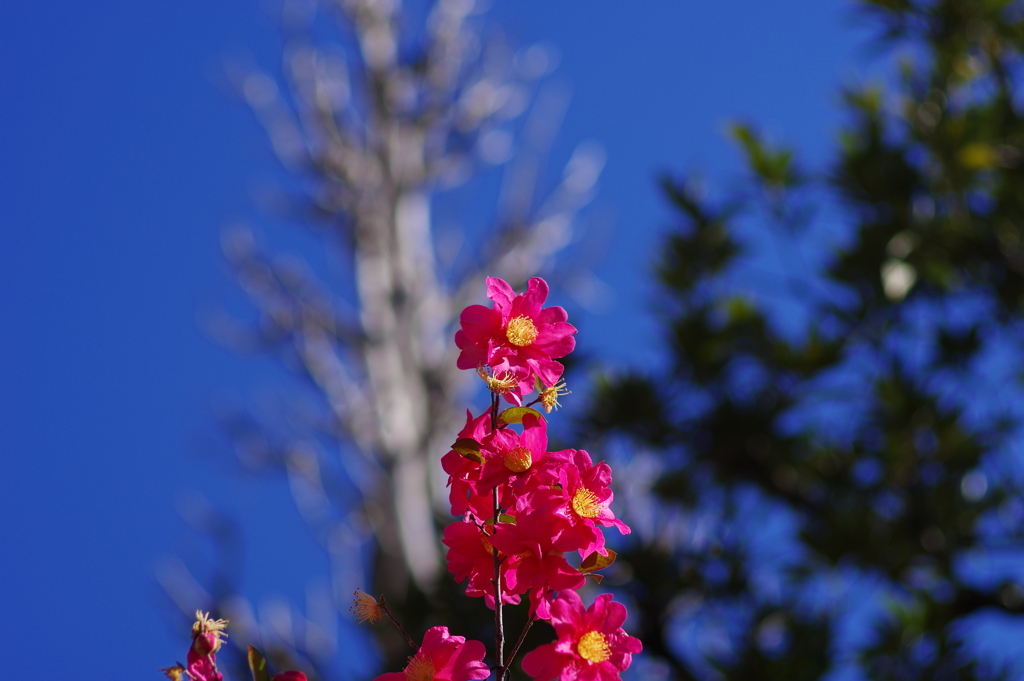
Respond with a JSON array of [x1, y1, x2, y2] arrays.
[[165, 0, 605, 674]]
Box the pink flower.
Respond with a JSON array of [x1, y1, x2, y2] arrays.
[[442, 518, 521, 607], [476, 414, 570, 498], [487, 506, 585, 619], [271, 674, 308, 681], [521, 591, 642, 681], [554, 450, 631, 558], [455, 277, 576, 396], [374, 626, 489, 681], [442, 410, 493, 516], [184, 611, 228, 681]]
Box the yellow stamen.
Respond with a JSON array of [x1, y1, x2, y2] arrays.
[[505, 315, 538, 346], [504, 446, 533, 473], [350, 589, 385, 625], [540, 379, 570, 413], [193, 610, 229, 636], [577, 631, 611, 664], [192, 610, 229, 653], [477, 365, 518, 394], [405, 653, 436, 681], [159, 664, 188, 681], [572, 488, 602, 519]]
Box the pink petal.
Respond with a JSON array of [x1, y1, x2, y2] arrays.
[[550, 588, 586, 632], [518, 278, 550, 317], [486, 277, 516, 314], [271, 673, 307, 681], [558, 522, 604, 557], [441, 639, 489, 681], [606, 517, 631, 535], [607, 652, 633, 672], [536, 305, 568, 324], [598, 597, 628, 632], [520, 417, 548, 456], [535, 332, 576, 359], [422, 626, 464, 670], [521, 643, 569, 681], [583, 460, 613, 489], [526, 357, 565, 387], [459, 305, 503, 343], [502, 391, 524, 406], [534, 321, 577, 346], [455, 335, 488, 370], [620, 632, 643, 654], [548, 559, 587, 591]]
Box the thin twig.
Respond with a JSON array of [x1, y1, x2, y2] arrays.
[[500, 618, 535, 680], [380, 601, 417, 648], [492, 484, 505, 674]]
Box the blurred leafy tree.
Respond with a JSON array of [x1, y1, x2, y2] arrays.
[[582, 1, 1024, 679]]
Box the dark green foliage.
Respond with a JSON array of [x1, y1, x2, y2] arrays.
[[580, 1, 1024, 679]]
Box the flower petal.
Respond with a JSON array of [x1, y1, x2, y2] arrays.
[[521, 643, 569, 681], [486, 277, 516, 315], [511, 277, 549, 318]]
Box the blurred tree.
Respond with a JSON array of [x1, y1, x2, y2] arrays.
[[582, 1, 1024, 679], [161, 0, 604, 677]]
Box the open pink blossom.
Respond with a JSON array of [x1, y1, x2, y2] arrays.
[[554, 450, 631, 557], [455, 277, 576, 396], [374, 626, 489, 681], [521, 591, 642, 681], [443, 518, 521, 607], [476, 414, 570, 498]]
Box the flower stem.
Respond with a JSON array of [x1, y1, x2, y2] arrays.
[[490, 390, 505, 677], [379, 601, 416, 648], [500, 618, 535, 680], [492, 486, 505, 675]]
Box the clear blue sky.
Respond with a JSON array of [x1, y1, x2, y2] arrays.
[[0, 1, 869, 677]]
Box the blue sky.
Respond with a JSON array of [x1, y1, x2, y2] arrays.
[[0, 1, 871, 677]]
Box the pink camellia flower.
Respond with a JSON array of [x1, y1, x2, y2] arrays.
[[442, 410, 493, 516], [554, 450, 631, 558], [455, 277, 576, 397], [521, 590, 642, 681], [442, 518, 521, 607], [476, 414, 570, 499], [487, 506, 585, 619], [374, 626, 489, 681], [271, 673, 308, 681]]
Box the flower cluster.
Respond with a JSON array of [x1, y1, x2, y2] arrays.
[[367, 277, 641, 681], [161, 277, 639, 681], [440, 411, 631, 620]]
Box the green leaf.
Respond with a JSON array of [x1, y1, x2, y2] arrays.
[[580, 549, 617, 574], [498, 407, 543, 425], [452, 437, 483, 464], [727, 122, 798, 189], [248, 645, 270, 681], [483, 513, 517, 525]]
